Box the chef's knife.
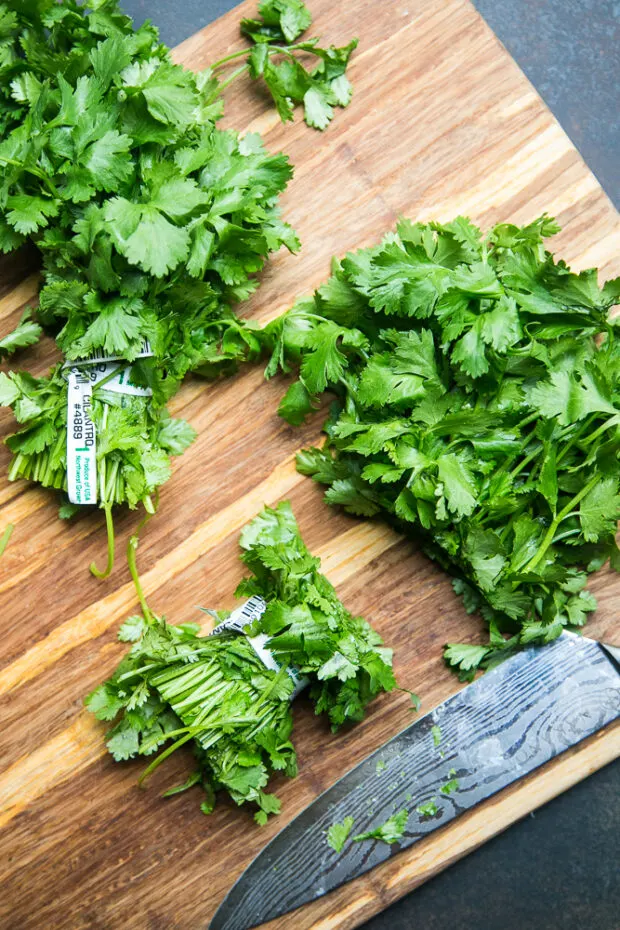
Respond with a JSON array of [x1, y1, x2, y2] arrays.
[[210, 632, 620, 930]]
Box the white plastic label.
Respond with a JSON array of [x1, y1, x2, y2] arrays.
[[212, 596, 309, 698], [86, 361, 153, 397], [67, 367, 97, 504], [65, 343, 154, 504], [65, 340, 153, 367]]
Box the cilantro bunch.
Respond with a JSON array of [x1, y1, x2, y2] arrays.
[[0, 364, 196, 573], [0, 0, 301, 382], [0, 0, 356, 377], [0, 0, 357, 572], [86, 501, 395, 821], [262, 216, 620, 678]]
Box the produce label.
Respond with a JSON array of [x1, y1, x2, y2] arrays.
[[66, 345, 155, 503], [213, 596, 309, 697], [67, 367, 97, 505]]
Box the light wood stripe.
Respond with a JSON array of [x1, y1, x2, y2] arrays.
[[0, 454, 299, 696], [0, 713, 103, 830], [0, 457, 401, 699]]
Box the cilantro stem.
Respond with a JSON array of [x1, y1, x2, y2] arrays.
[[211, 64, 249, 99], [210, 41, 309, 70], [579, 414, 620, 449], [89, 503, 115, 579], [210, 48, 254, 68], [139, 713, 262, 785], [137, 731, 196, 786], [509, 443, 541, 480], [127, 509, 156, 622], [0, 157, 61, 199], [523, 475, 599, 574], [555, 415, 597, 465], [0, 524, 14, 558]]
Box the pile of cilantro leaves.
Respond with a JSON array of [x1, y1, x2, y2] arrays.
[[0, 0, 356, 573], [262, 215, 620, 678], [86, 501, 395, 821]]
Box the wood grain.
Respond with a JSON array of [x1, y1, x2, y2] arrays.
[[0, 1, 619, 928]]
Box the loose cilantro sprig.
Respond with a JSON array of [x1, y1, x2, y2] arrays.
[[238, 0, 358, 132], [262, 216, 620, 678], [352, 808, 409, 844], [86, 500, 395, 821]]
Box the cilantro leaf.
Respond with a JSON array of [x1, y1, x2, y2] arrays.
[[416, 799, 439, 818], [353, 809, 409, 845], [0, 312, 42, 357], [580, 478, 620, 542], [327, 815, 355, 853]]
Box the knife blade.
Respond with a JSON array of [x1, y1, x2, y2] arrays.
[[210, 633, 620, 930]]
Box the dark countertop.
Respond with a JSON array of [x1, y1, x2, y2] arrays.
[[121, 2, 620, 928]]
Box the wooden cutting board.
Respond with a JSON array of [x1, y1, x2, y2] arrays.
[[0, 1, 619, 928]]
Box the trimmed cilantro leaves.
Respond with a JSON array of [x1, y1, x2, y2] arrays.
[[263, 216, 620, 678], [327, 815, 355, 852]]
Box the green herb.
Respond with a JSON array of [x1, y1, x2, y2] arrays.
[[239, 0, 358, 131], [327, 815, 355, 852], [236, 501, 397, 728], [376, 759, 387, 774], [353, 808, 409, 844], [0, 0, 355, 572], [431, 724, 442, 747], [440, 770, 459, 795], [0, 310, 41, 358], [263, 215, 620, 677], [86, 501, 395, 819], [416, 799, 438, 817]]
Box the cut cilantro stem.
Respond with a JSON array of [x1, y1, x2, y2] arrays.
[[86, 501, 396, 819], [90, 406, 116, 580], [89, 503, 115, 580], [523, 475, 600, 574]]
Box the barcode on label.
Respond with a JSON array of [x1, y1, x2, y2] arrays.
[[212, 596, 268, 635], [63, 339, 154, 368], [211, 597, 308, 698]]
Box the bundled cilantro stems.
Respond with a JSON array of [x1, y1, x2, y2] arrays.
[[262, 215, 620, 677], [0, 0, 356, 575], [86, 501, 396, 822]]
